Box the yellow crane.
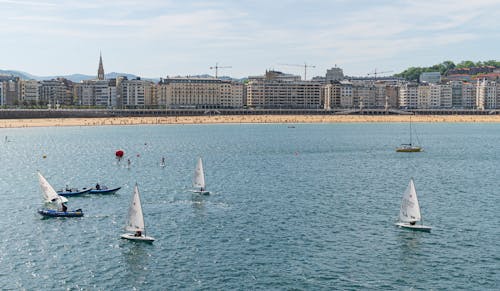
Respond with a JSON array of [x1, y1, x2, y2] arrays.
[[210, 63, 232, 79], [278, 63, 316, 80]]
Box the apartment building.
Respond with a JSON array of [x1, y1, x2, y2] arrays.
[[323, 82, 341, 109], [75, 79, 117, 107], [461, 82, 476, 109], [20, 80, 40, 104], [399, 83, 418, 109], [121, 78, 154, 107], [39, 79, 72, 106], [158, 77, 243, 109], [476, 79, 497, 110]]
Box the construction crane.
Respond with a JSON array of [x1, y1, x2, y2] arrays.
[[367, 69, 393, 80], [210, 63, 232, 79], [278, 63, 316, 80]]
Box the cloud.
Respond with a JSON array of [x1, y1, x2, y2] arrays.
[[0, 0, 55, 6]]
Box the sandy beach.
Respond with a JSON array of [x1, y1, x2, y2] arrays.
[[0, 114, 500, 128]]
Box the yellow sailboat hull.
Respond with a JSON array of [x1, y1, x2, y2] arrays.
[[396, 146, 422, 152]]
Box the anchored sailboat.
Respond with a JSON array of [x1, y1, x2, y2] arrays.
[[395, 178, 431, 232], [120, 184, 154, 242], [396, 115, 422, 152]]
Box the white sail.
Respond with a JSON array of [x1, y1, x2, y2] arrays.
[[193, 157, 206, 190], [38, 172, 68, 204], [399, 178, 421, 223], [125, 184, 145, 233]]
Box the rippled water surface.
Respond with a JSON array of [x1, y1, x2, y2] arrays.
[[0, 123, 498, 290]]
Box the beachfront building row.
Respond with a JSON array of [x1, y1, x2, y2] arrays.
[[2, 75, 500, 111], [323, 80, 495, 110], [1, 54, 500, 110]]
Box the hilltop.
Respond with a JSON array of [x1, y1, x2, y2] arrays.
[[395, 60, 500, 81]]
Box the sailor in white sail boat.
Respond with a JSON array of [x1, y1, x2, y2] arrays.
[[410, 221, 416, 225], [134, 230, 142, 237]]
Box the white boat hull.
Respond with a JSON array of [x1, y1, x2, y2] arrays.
[[120, 233, 155, 242], [395, 222, 432, 232], [190, 189, 210, 195]]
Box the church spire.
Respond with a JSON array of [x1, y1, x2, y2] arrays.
[[97, 52, 105, 80]]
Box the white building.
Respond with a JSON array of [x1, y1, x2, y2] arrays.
[[74, 79, 117, 107], [462, 82, 476, 109], [476, 79, 496, 110], [121, 78, 154, 107], [399, 83, 418, 109]]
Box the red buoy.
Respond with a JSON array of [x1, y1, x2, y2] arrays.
[[115, 150, 124, 158]]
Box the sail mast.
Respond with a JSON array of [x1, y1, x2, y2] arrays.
[[409, 115, 413, 146]]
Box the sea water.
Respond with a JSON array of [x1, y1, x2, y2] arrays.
[[0, 123, 498, 290]]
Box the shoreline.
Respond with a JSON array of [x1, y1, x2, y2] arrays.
[[1, 115, 500, 128]]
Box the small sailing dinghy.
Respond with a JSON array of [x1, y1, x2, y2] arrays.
[[160, 157, 166, 168], [191, 157, 209, 195], [120, 184, 154, 242], [37, 172, 83, 218], [395, 178, 431, 232]]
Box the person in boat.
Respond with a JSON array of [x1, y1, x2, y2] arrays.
[[61, 203, 67, 212], [65, 185, 70, 192], [95, 183, 100, 190], [410, 221, 416, 225], [134, 230, 142, 237]]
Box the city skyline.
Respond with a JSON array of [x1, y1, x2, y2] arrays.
[[0, 0, 499, 79]]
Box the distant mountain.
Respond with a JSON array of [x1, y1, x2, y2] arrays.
[[0, 69, 34, 80], [0, 69, 244, 83], [0, 69, 140, 82]]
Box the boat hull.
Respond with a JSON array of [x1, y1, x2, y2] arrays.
[[57, 189, 92, 197], [396, 147, 422, 152], [395, 222, 431, 232], [89, 187, 121, 195], [38, 209, 84, 218], [190, 189, 210, 195], [120, 233, 155, 242]]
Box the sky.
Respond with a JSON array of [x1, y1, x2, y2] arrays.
[[0, 0, 498, 79]]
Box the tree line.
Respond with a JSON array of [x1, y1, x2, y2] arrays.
[[394, 60, 500, 81]]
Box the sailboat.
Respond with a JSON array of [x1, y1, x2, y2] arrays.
[[120, 184, 155, 242], [395, 178, 431, 232], [396, 115, 422, 152], [160, 156, 166, 168], [37, 172, 84, 217], [192, 157, 209, 195]]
